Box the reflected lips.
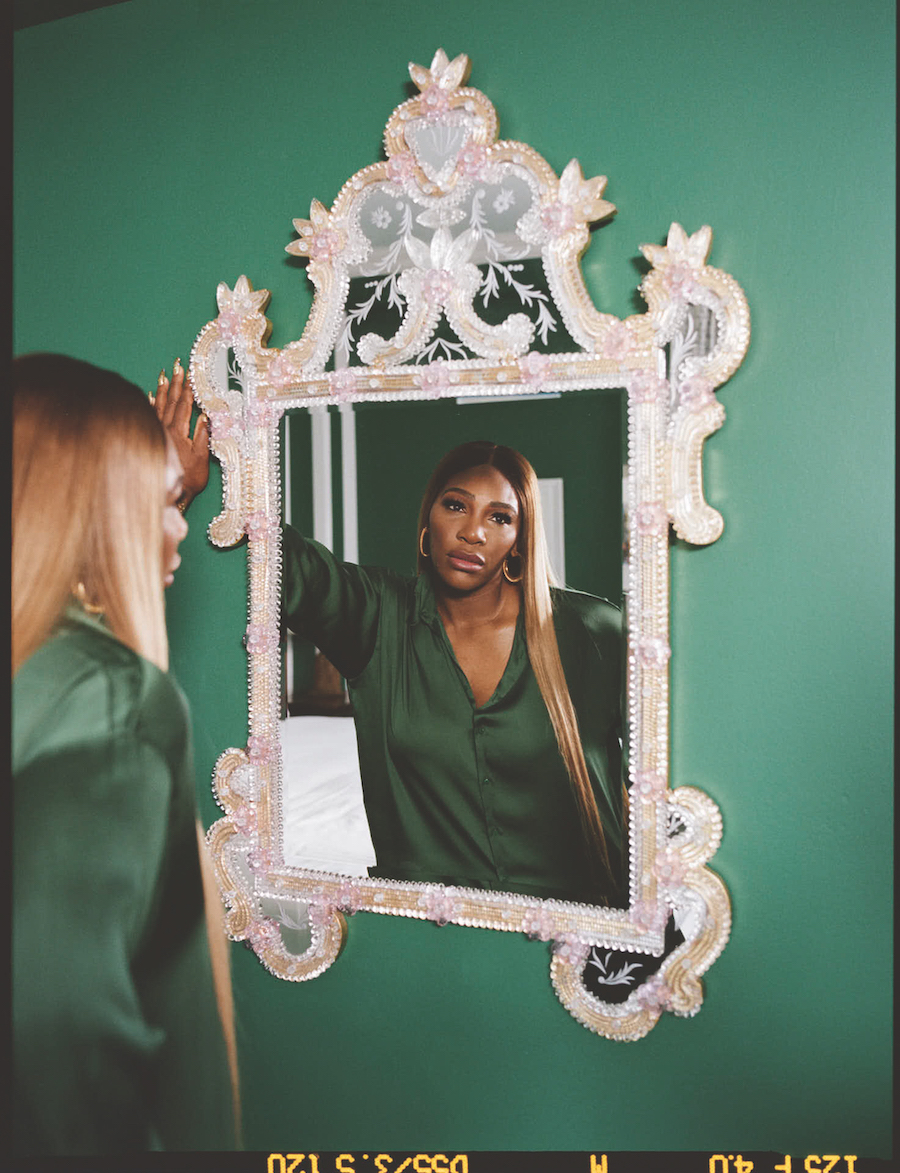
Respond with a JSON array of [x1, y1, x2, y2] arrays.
[[447, 549, 485, 572]]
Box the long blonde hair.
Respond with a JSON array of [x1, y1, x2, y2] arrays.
[[416, 440, 615, 892], [13, 353, 169, 675], [13, 353, 240, 1136]]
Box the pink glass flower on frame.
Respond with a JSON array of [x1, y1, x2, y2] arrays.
[[638, 637, 672, 669], [423, 269, 454, 305], [553, 934, 590, 968], [633, 770, 667, 802], [653, 850, 686, 887], [247, 846, 274, 875], [679, 376, 716, 411], [522, 906, 554, 941], [268, 352, 300, 389], [217, 308, 243, 343], [308, 228, 342, 262], [601, 320, 633, 362], [636, 974, 673, 1011], [635, 502, 669, 534], [421, 83, 451, 119], [664, 262, 696, 299], [287, 201, 345, 264], [248, 917, 281, 948], [458, 142, 487, 178], [208, 410, 239, 441], [336, 881, 362, 914], [329, 368, 357, 402], [541, 201, 575, 237], [387, 151, 416, 183], [423, 886, 458, 925], [631, 899, 668, 933], [245, 510, 273, 541], [245, 624, 278, 655], [246, 734, 274, 764], [628, 371, 668, 404], [308, 901, 333, 928], [416, 360, 451, 399], [519, 351, 551, 386], [246, 400, 275, 428], [231, 803, 256, 835]]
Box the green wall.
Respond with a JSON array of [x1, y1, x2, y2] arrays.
[[14, 0, 894, 1157]]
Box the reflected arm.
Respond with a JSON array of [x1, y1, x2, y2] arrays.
[[282, 524, 384, 681]]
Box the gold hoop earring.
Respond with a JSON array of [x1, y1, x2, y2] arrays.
[[419, 527, 430, 558], [503, 552, 523, 583], [73, 581, 104, 615]]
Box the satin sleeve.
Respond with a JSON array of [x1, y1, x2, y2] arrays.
[[282, 523, 384, 680], [13, 619, 235, 1154]]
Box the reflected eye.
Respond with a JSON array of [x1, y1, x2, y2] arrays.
[[441, 497, 465, 513], [491, 512, 513, 526]]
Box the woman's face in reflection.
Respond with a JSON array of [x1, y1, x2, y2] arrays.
[[162, 442, 188, 588], [427, 464, 520, 592]]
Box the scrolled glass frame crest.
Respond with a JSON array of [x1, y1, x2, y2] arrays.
[[188, 49, 750, 1040]]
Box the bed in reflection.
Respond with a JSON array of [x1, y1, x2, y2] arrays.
[[280, 715, 375, 875]]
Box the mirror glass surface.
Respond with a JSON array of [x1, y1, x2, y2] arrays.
[[280, 388, 625, 891]]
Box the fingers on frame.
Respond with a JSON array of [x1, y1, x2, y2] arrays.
[[153, 370, 169, 418], [162, 360, 184, 427], [193, 412, 211, 450]]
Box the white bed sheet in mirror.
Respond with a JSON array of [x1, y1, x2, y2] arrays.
[[280, 715, 375, 875]]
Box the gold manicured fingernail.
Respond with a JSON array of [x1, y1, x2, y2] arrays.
[[158, 370, 167, 386], [173, 357, 183, 374]]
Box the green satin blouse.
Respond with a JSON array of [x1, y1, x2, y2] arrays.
[[283, 526, 626, 906], [12, 608, 235, 1154]]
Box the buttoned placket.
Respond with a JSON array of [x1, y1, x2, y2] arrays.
[[471, 705, 507, 884], [420, 592, 526, 888]]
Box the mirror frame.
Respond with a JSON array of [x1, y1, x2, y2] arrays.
[[188, 49, 750, 1040]]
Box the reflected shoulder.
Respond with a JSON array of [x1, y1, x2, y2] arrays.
[[552, 586, 622, 624]]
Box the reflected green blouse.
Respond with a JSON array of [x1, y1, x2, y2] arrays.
[[13, 609, 235, 1155], [284, 526, 625, 906]]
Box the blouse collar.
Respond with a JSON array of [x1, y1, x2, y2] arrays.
[[410, 571, 441, 629]]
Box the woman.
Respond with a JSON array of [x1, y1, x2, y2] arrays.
[[163, 371, 625, 907], [12, 354, 238, 1154]]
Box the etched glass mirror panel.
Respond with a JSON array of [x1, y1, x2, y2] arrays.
[[188, 50, 750, 1039]]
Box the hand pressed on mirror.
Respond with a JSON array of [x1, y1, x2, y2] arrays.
[[283, 442, 626, 908], [152, 359, 210, 512]]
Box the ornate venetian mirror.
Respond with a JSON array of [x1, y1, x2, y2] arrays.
[[189, 49, 750, 1040]]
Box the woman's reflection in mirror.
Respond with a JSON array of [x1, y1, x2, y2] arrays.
[[159, 374, 625, 907]]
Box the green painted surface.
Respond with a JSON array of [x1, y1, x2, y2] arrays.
[[14, 0, 894, 1156]]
